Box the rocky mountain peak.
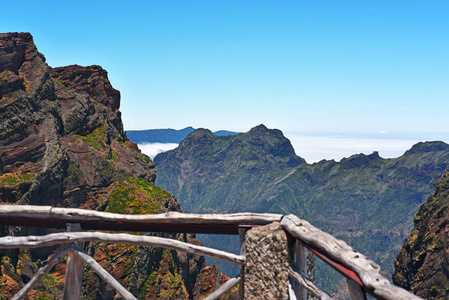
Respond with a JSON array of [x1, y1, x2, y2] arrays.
[[176, 128, 217, 153], [404, 141, 449, 155], [184, 128, 217, 141], [1, 32, 54, 105], [340, 151, 382, 169], [242, 124, 300, 161], [0, 31, 157, 206], [52, 64, 120, 111], [0, 32, 35, 73], [248, 124, 269, 133]]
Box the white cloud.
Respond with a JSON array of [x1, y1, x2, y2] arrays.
[[138, 143, 179, 159], [139, 137, 448, 165], [286, 135, 426, 163]]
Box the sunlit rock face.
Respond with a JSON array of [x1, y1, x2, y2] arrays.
[[0, 32, 227, 299], [393, 170, 449, 299]]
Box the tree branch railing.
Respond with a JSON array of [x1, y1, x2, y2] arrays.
[[0, 205, 421, 300], [283, 215, 422, 300]]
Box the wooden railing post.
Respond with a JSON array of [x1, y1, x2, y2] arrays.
[[64, 223, 83, 300], [347, 279, 367, 300], [243, 222, 290, 300], [238, 227, 249, 299], [295, 240, 308, 300]]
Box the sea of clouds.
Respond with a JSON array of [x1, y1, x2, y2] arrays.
[[138, 135, 448, 164], [137, 143, 179, 159], [286, 135, 425, 163]]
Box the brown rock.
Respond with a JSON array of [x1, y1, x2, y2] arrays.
[[393, 170, 449, 298], [0, 31, 228, 300], [52, 64, 120, 111], [0, 32, 195, 299], [192, 262, 238, 300]]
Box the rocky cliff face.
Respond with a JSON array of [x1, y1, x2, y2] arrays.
[[0, 32, 155, 209], [393, 170, 449, 299], [0, 32, 230, 299], [154, 126, 449, 294]]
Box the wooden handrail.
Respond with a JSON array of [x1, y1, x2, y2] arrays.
[[0, 205, 421, 300], [282, 214, 422, 300], [288, 267, 332, 300], [0, 205, 282, 224], [0, 231, 245, 265], [0, 205, 282, 234]]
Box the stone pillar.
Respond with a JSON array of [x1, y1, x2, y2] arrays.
[[244, 222, 290, 300]]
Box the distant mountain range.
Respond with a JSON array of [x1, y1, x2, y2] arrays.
[[153, 124, 449, 293], [126, 127, 239, 144]]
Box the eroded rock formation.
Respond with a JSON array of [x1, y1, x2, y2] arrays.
[[0, 32, 229, 299], [393, 170, 449, 299]]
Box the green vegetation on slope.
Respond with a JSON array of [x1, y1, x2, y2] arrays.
[[154, 125, 449, 293], [106, 177, 172, 214], [75, 124, 107, 151], [393, 171, 449, 299], [0, 172, 35, 188]]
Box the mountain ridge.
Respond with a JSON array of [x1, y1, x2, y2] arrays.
[[154, 125, 449, 293]]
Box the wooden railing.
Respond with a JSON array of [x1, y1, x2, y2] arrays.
[[0, 205, 421, 300]]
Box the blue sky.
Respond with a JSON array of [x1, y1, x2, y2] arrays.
[[2, 1, 449, 136]]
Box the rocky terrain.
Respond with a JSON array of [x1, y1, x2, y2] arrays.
[[393, 171, 449, 299], [154, 125, 449, 293], [0, 32, 233, 299]]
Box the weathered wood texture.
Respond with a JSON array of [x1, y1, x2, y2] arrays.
[[289, 281, 298, 300], [63, 223, 83, 300], [12, 247, 70, 300], [295, 240, 308, 300], [71, 244, 137, 300], [347, 278, 367, 300], [1, 206, 421, 300], [239, 227, 249, 299], [282, 215, 422, 300], [0, 205, 282, 224], [288, 268, 332, 300], [0, 231, 245, 265], [203, 276, 242, 300]]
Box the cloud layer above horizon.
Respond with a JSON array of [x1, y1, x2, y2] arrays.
[[138, 135, 441, 164]]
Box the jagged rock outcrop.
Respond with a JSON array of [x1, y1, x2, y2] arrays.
[[393, 170, 449, 299], [192, 262, 238, 300], [0, 32, 156, 210], [0, 32, 225, 299]]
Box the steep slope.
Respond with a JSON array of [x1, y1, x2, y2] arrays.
[[154, 126, 449, 290], [0, 32, 227, 299], [393, 171, 449, 299]]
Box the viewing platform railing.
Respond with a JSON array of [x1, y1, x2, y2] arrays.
[[0, 205, 421, 300]]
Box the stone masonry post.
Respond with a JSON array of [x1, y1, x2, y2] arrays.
[[244, 222, 290, 299]]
